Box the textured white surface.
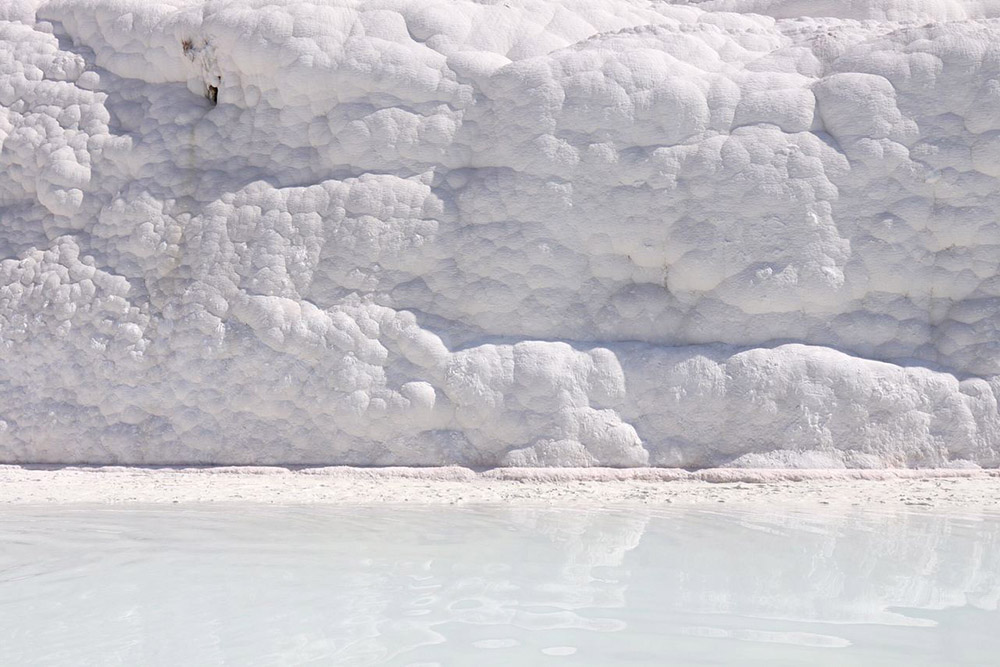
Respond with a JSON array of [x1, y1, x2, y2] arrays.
[[3, 0, 1000, 466], [1, 465, 999, 504]]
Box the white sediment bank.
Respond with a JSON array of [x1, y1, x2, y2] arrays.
[[2, 466, 998, 507], [8, 1, 1000, 468]]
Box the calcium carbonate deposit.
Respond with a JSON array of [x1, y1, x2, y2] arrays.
[[4, 0, 1000, 467]]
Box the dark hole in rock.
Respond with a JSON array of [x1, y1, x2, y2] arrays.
[[207, 85, 218, 105]]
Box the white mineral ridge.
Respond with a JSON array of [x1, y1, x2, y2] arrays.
[[2, 0, 1000, 467]]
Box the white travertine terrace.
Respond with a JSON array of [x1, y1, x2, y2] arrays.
[[3, 0, 1000, 467]]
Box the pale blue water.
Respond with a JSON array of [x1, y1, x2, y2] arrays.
[[1, 504, 998, 666]]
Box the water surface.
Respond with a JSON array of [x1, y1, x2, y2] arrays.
[[1, 504, 998, 665]]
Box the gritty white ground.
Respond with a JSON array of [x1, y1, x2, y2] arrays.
[[1, 466, 998, 507]]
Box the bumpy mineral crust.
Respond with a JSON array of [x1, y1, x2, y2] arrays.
[[3, 0, 1000, 467]]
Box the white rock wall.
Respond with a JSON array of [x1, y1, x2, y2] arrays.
[[2, 0, 1000, 466]]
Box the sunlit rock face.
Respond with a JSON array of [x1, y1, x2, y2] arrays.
[[2, 0, 1000, 466]]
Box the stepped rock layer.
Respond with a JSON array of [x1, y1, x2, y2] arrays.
[[3, 0, 1000, 466]]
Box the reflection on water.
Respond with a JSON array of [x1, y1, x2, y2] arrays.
[[1, 504, 999, 666]]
